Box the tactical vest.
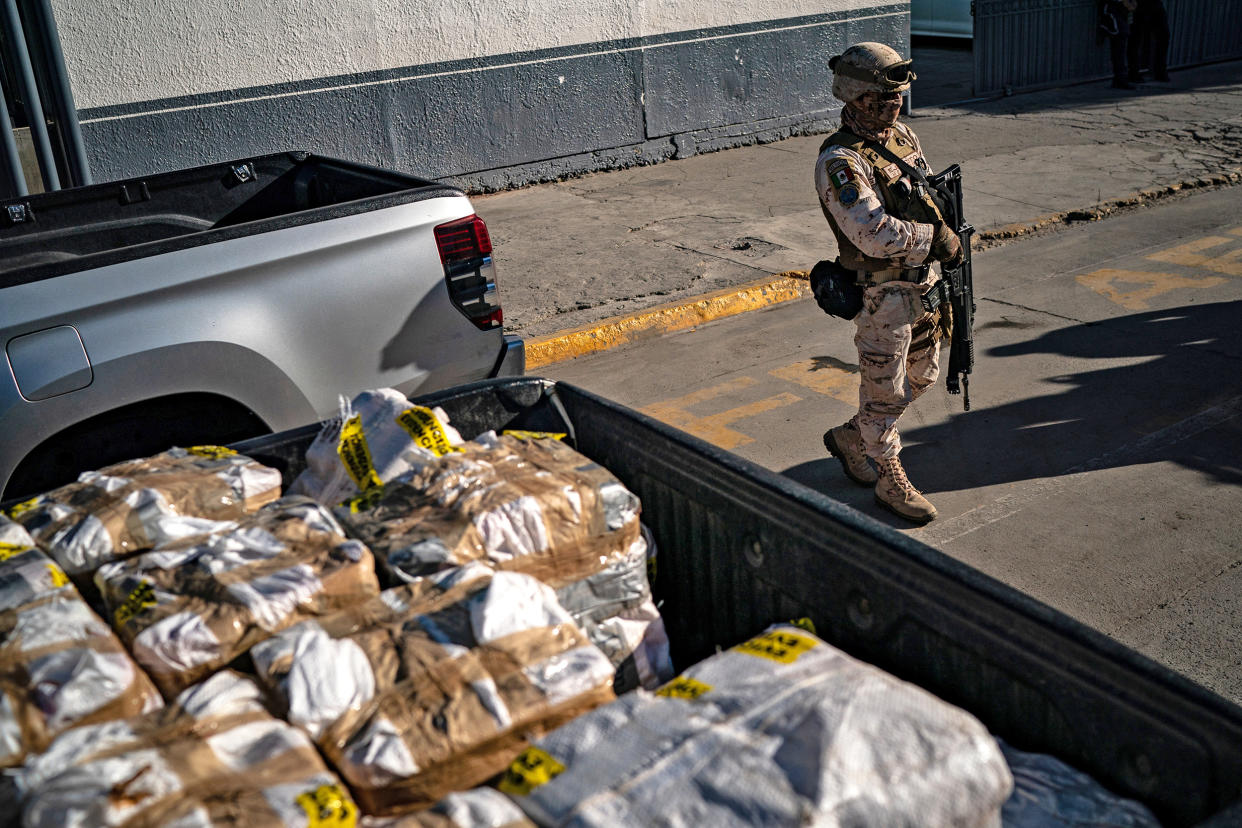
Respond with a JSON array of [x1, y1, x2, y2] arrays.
[[819, 124, 945, 272]]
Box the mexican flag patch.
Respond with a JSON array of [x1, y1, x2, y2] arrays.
[[827, 159, 857, 190]]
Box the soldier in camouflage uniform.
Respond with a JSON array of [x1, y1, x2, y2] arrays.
[[816, 42, 963, 524]]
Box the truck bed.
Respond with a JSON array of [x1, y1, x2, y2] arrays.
[[0, 152, 460, 285], [233, 377, 1242, 827]]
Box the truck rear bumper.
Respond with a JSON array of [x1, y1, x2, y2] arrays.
[[490, 334, 525, 377]]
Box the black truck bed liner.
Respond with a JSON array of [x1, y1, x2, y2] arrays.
[[234, 377, 1242, 826]]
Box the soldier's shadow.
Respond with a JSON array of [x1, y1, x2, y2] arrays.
[[907, 299, 1242, 494], [784, 299, 1242, 499]]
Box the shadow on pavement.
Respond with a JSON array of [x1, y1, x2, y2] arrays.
[[783, 299, 1242, 509]]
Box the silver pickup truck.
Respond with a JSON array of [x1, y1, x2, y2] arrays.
[[0, 152, 524, 499]]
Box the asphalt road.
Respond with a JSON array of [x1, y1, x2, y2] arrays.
[[540, 186, 1242, 705]]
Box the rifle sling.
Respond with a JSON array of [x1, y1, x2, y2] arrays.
[[864, 138, 934, 190], [861, 138, 953, 222]]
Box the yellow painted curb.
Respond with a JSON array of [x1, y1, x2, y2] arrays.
[[526, 271, 812, 368]]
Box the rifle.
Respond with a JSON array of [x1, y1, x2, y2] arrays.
[[859, 137, 976, 410], [921, 164, 976, 410]]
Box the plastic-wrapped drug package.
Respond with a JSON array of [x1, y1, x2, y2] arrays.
[[340, 432, 671, 690], [340, 433, 641, 588], [501, 624, 1014, 828], [999, 739, 1161, 827], [0, 514, 36, 551], [7, 446, 282, 576], [290, 388, 464, 507], [250, 566, 616, 816], [95, 497, 380, 697], [359, 788, 535, 827], [552, 527, 671, 692], [0, 532, 162, 769], [0, 517, 70, 613], [17, 671, 361, 827]]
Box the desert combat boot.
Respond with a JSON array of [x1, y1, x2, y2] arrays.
[[874, 456, 937, 524], [823, 417, 878, 485]]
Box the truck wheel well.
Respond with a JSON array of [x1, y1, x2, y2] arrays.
[[4, 394, 271, 501]]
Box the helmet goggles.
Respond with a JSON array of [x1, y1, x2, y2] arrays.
[[830, 57, 917, 91]]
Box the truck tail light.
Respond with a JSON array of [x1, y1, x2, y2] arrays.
[[435, 215, 503, 330]]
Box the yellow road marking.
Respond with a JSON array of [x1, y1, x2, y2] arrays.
[[526, 273, 811, 368], [1076, 268, 1226, 310], [1146, 235, 1242, 277], [639, 377, 802, 449], [769, 359, 858, 405]]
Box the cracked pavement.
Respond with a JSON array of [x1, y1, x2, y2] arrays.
[[476, 59, 1242, 340]]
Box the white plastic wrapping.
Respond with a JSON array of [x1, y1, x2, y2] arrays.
[[289, 388, 463, 506], [359, 788, 536, 827], [999, 739, 1161, 827], [552, 530, 673, 692], [578, 598, 673, 692], [342, 434, 640, 589], [0, 520, 73, 613], [0, 566, 162, 769], [0, 514, 36, 547], [9, 447, 281, 575], [252, 569, 615, 814], [503, 624, 1014, 828], [340, 430, 670, 690], [18, 671, 361, 828], [421, 788, 534, 827], [95, 497, 380, 696]]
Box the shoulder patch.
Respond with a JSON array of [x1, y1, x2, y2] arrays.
[[826, 159, 858, 190], [837, 184, 860, 207]]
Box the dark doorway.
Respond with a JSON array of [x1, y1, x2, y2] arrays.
[[911, 35, 975, 108]]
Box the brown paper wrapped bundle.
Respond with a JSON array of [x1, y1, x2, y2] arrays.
[[342, 435, 673, 691], [250, 567, 616, 815], [8, 446, 282, 576], [18, 671, 361, 827], [0, 560, 163, 768], [94, 497, 380, 696], [341, 434, 641, 590]]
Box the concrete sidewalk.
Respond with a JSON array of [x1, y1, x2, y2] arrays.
[[474, 59, 1242, 364]]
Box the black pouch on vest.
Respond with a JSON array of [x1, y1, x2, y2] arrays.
[[809, 258, 864, 320]]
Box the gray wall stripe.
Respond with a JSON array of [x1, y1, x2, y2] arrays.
[[78, 6, 908, 189], [79, 6, 906, 123]]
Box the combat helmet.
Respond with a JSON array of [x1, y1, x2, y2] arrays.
[[829, 42, 916, 102]]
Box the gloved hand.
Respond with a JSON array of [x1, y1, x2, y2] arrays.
[[930, 223, 964, 269]]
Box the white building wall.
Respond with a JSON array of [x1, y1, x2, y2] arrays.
[[53, 0, 909, 187]]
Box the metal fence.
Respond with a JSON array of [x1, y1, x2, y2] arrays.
[[973, 0, 1242, 97], [1166, 0, 1242, 65], [0, 0, 89, 198]]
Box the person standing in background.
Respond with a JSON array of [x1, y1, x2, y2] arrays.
[[1099, 0, 1137, 90], [1128, 0, 1171, 83]]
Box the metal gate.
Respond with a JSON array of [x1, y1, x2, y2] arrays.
[[973, 0, 1242, 97], [0, 0, 90, 197]]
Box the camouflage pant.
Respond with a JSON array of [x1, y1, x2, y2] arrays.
[[853, 279, 942, 461]]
